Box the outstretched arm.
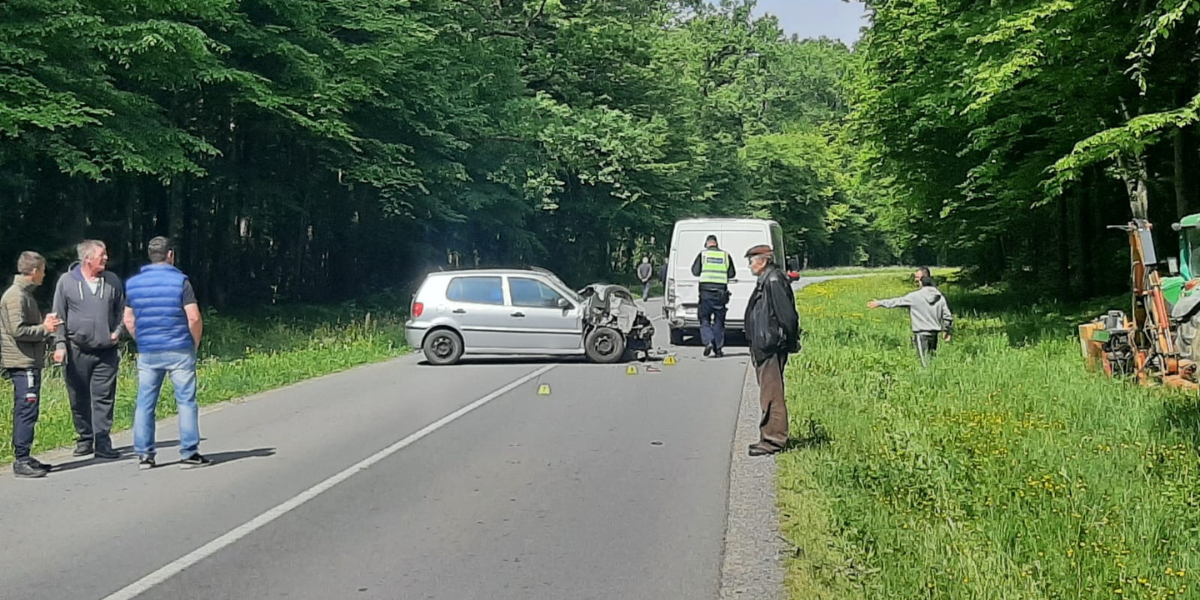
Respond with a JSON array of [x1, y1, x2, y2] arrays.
[[868, 293, 914, 309]]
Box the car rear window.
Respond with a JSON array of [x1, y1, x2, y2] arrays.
[[447, 277, 504, 305]]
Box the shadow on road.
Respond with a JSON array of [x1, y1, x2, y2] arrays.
[[417, 356, 590, 367], [50, 443, 276, 473], [52, 438, 200, 473], [203, 448, 277, 466]]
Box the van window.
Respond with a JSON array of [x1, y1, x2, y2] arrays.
[[509, 278, 565, 308], [447, 277, 504, 305]]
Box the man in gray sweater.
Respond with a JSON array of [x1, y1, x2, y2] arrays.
[[868, 269, 954, 366], [51, 240, 125, 459]]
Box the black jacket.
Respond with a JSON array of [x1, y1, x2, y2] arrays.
[[745, 265, 800, 366]]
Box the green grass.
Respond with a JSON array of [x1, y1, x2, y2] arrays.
[[0, 301, 408, 464], [779, 274, 1200, 600], [799, 266, 919, 277]]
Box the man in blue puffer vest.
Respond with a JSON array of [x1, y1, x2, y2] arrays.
[[122, 236, 210, 470]]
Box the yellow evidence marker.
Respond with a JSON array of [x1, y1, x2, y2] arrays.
[[537, 384, 551, 396], [663, 355, 678, 366], [627, 365, 638, 375]]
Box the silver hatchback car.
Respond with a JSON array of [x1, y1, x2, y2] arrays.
[[405, 268, 655, 365]]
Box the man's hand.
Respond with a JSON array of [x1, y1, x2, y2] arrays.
[[42, 313, 60, 332], [111, 331, 119, 343], [53, 348, 66, 364], [867, 300, 880, 309]]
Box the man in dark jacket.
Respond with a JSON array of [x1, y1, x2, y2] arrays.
[[690, 235, 737, 358], [51, 239, 125, 459], [743, 245, 799, 456], [1, 252, 61, 478]]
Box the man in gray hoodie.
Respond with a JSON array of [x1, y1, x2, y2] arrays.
[[51, 240, 125, 459], [868, 269, 954, 366]]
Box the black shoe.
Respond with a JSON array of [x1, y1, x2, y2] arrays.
[[94, 447, 120, 460], [704, 345, 713, 357], [73, 440, 94, 457], [748, 443, 783, 457], [138, 456, 156, 470], [13, 461, 48, 478], [713, 348, 725, 358], [179, 453, 212, 469], [27, 458, 52, 472]]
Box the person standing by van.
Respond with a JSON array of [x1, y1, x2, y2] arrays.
[[744, 244, 798, 456], [637, 256, 653, 301], [691, 235, 736, 357]]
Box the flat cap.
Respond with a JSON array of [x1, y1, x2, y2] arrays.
[[744, 244, 773, 258]]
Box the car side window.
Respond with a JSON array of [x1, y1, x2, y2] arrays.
[[509, 278, 565, 309], [446, 277, 505, 306]]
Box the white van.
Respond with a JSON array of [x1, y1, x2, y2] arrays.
[[663, 218, 788, 345]]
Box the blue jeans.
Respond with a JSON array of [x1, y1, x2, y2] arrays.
[[699, 291, 728, 350], [133, 349, 199, 459]]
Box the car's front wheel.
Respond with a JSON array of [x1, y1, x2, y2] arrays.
[[585, 327, 627, 364], [423, 330, 464, 366]]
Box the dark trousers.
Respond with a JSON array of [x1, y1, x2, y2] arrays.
[[755, 354, 789, 448], [914, 332, 940, 367], [698, 291, 728, 350], [7, 368, 41, 461], [65, 346, 120, 446]]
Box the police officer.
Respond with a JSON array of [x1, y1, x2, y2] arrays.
[[690, 234, 736, 357]]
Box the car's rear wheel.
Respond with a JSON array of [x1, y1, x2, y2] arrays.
[[669, 328, 686, 346], [585, 327, 627, 364], [423, 330, 464, 366]]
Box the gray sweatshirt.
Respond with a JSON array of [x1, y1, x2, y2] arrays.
[[878, 286, 954, 334], [51, 262, 126, 352]]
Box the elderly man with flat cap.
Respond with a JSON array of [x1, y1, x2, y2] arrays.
[[743, 244, 800, 456]]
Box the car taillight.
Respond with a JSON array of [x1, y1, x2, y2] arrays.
[[412, 302, 424, 318]]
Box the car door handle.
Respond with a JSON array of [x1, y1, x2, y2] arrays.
[[452, 309, 466, 314], [511, 312, 526, 318]]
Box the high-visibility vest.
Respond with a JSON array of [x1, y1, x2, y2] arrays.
[[699, 250, 730, 285]]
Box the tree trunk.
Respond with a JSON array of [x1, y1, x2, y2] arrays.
[[1057, 196, 1070, 296], [1176, 126, 1190, 219]]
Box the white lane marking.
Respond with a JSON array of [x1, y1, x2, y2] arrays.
[[101, 364, 559, 600]]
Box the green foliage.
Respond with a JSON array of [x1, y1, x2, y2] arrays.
[[780, 275, 1200, 599], [0, 0, 902, 303]]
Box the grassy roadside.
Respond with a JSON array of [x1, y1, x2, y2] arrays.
[[797, 266, 917, 278], [779, 274, 1200, 599], [0, 302, 408, 464]]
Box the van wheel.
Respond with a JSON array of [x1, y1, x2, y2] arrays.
[[423, 330, 464, 366], [585, 327, 627, 364], [669, 328, 686, 346]]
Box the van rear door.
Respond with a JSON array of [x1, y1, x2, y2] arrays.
[[714, 225, 770, 327]]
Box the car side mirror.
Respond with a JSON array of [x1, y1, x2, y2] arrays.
[[557, 297, 570, 309], [1169, 257, 1181, 276]]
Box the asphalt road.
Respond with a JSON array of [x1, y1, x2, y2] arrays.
[[0, 295, 768, 600], [0, 277, 839, 600]]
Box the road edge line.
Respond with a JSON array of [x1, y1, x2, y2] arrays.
[[100, 363, 558, 600], [717, 361, 785, 600]]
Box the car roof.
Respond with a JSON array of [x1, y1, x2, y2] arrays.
[[672, 218, 779, 227], [422, 268, 556, 278]]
